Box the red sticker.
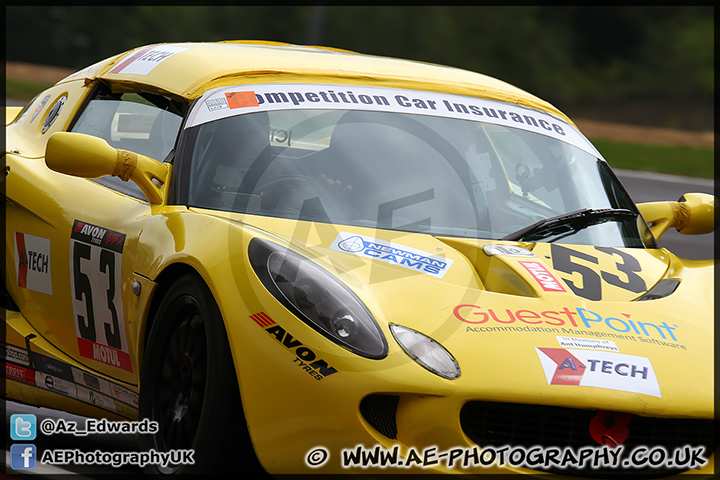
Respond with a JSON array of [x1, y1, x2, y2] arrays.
[[537, 347, 585, 385], [16, 232, 28, 288], [250, 311, 276, 328], [518, 260, 566, 292], [2, 361, 36, 386], [77, 338, 133, 372], [225, 91, 259, 109]]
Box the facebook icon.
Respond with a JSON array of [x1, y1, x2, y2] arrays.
[[11, 444, 37, 470]]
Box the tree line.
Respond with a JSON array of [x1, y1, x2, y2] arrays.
[[6, 6, 712, 129]]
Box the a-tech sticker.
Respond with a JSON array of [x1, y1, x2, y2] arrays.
[[15, 232, 53, 295], [109, 45, 187, 75], [535, 347, 661, 397]]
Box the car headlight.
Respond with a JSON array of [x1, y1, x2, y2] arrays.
[[249, 238, 388, 359], [390, 324, 460, 379]]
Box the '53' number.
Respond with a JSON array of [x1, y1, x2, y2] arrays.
[[71, 241, 123, 350], [551, 244, 647, 301]]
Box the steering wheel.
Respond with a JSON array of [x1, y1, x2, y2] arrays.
[[256, 174, 323, 214], [334, 112, 490, 230]]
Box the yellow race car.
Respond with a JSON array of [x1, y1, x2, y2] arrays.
[[3, 41, 715, 477]]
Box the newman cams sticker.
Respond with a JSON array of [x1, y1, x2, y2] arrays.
[[69, 220, 132, 372], [330, 232, 454, 278], [535, 347, 661, 397]]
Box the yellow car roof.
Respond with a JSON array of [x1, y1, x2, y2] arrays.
[[77, 40, 571, 123]]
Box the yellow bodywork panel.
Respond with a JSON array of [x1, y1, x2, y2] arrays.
[[3, 40, 714, 476]]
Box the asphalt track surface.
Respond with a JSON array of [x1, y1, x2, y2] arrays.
[[615, 169, 714, 260], [1, 159, 714, 477]]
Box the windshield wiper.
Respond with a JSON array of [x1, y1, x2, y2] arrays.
[[501, 208, 638, 242]]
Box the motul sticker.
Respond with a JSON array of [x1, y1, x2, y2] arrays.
[[15, 232, 53, 295], [518, 260, 566, 292], [536, 347, 661, 397]]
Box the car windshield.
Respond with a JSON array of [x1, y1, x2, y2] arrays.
[[183, 85, 649, 247]]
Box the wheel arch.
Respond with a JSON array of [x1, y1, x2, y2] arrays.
[[142, 262, 206, 354], [137, 261, 266, 474]]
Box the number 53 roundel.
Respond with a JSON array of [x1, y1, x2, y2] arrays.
[[69, 220, 132, 372]]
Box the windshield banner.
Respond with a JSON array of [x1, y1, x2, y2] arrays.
[[187, 83, 599, 157]]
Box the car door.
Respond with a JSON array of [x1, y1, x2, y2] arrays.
[[5, 81, 184, 385]]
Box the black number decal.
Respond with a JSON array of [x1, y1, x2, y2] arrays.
[[551, 244, 648, 300], [100, 249, 122, 349], [551, 244, 602, 301], [73, 242, 96, 342], [72, 242, 123, 351], [595, 246, 647, 293]]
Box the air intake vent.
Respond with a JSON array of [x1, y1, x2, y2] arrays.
[[360, 394, 399, 440], [460, 401, 715, 478], [635, 279, 680, 301]]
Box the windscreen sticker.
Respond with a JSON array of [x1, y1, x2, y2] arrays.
[[15, 232, 53, 295], [187, 83, 599, 157], [330, 232, 454, 278], [69, 220, 132, 372], [536, 347, 661, 397], [109, 45, 187, 75]]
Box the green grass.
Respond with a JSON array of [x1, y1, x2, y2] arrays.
[[590, 138, 713, 179], [5, 79, 53, 103], [5, 80, 713, 180]]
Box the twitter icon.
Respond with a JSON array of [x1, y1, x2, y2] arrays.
[[11, 414, 37, 441]]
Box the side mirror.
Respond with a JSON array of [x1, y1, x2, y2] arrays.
[[45, 132, 168, 204], [637, 193, 716, 240]]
